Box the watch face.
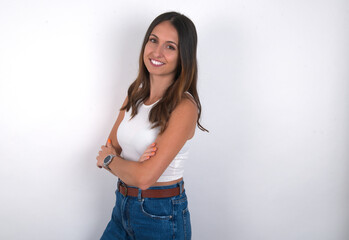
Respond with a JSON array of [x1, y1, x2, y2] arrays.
[[104, 155, 111, 164]]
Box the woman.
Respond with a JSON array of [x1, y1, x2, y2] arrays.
[[96, 11, 207, 240]]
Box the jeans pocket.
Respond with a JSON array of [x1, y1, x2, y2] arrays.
[[140, 198, 173, 220], [182, 207, 192, 240]]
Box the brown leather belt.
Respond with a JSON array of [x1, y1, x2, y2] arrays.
[[117, 181, 184, 198]]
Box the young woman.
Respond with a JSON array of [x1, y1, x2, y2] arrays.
[[96, 11, 207, 240]]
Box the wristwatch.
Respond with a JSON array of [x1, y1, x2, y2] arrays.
[[103, 154, 116, 170]]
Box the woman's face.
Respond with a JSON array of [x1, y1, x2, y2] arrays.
[[143, 21, 179, 80]]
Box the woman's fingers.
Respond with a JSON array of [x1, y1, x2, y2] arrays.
[[143, 147, 157, 154], [139, 150, 156, 162], [139, 143, 157, 162]]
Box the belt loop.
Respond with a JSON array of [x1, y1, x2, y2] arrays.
[[137, 188, 142, 201], [179, 181, 184, 194], [119, 181, 128, 197]]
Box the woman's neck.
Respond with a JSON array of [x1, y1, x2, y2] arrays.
[[147, 74, 174, 104]]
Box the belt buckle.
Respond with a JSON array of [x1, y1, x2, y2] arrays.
[[120, 181, 128, 197]]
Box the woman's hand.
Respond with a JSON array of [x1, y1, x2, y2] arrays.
[[96, 139, 157, 169], [96, 139, 117, 168], [139, 142, 157, 162]]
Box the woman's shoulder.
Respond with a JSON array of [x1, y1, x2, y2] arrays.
[[172, 92, 198, 118], [180, 92, 197, 110]]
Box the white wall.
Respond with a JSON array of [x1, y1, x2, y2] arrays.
[[0, 0, 348, 239]]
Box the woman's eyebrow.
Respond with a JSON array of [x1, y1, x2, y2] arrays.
[[150, 33, 178, 46]]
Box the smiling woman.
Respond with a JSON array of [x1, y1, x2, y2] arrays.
[[96, 11, 207, 240]]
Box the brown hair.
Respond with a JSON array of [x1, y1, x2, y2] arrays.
[[122, 11, 208, 133]]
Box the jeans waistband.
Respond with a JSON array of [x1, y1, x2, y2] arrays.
[[117, 178, 185, 199]]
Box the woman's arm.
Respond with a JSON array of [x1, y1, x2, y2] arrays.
[[98, 97, 198, 190], [105, 97, 128, 155]]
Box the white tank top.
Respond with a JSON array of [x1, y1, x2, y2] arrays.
[[117, 101, 190, 182]]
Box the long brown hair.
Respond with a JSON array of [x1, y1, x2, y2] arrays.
[[122, 11, 208, 133]]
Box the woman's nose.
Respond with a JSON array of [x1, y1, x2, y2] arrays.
[[153, 45, 163, 57]]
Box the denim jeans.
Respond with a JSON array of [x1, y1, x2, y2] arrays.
[[101, 179, 191, 240]]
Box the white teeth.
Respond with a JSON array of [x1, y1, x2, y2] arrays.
[[150, 59, 164, 66]]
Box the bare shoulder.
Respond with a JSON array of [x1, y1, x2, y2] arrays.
[[171, 95, 198, 120], [165, 94, 198, 140]]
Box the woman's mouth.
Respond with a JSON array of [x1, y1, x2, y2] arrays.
[[150, 59, 165, 66]]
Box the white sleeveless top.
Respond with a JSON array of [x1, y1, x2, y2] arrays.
[[117, 101, 190, 182]]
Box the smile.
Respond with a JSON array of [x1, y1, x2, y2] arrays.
[[150, 59, 165, 66]]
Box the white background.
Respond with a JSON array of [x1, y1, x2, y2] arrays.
[[1, 0, 348, 239]]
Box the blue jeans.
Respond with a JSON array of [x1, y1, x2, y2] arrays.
[[101, 179, 191, 240]]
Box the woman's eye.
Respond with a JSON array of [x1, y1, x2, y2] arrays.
[[167, 45, 176, 50], [149, 38, 157, 43]]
